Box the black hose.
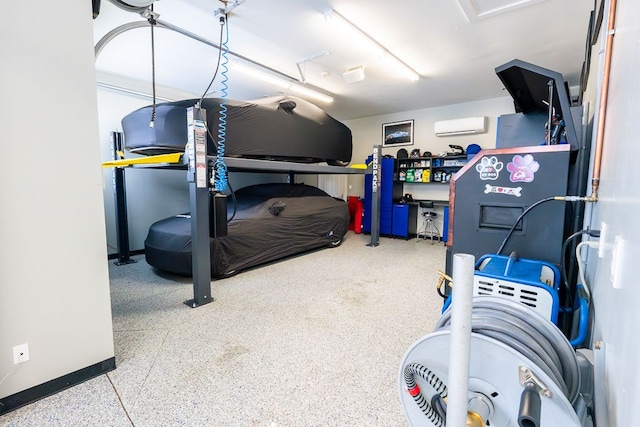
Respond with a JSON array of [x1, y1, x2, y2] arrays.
[[496, 197, 556, 255], [226, 179, 237, 223], [198, 16, 226, 152], [518, 383, 542, 427], [561, 230, 585, 296], [198, 15, 226, 106]]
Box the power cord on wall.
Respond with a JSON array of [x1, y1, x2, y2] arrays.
[[0, 366, 18, 387], [575, 240, 599, 303], [561, 228, 600, 303]]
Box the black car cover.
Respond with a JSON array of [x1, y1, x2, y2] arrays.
[[121, 96, 352, 165], [144, 183, 350, 277]]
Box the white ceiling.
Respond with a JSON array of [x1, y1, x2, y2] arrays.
[[93, 0, 594, 121]]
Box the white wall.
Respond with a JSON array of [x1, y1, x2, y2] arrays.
[[582, 0, 640, 425], [344, 96, 515, 232], [0, 1, 114, 401], [345, 96, 514, 196]]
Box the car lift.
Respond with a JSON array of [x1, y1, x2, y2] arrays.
[[103, 106, 364, 307]]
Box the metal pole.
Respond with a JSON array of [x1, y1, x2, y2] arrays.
[[367, 145, 381, 247], [447, 253, 475, 426], [112, 131, 136, 265], [184, 106, 214, 307], [591, 0, 618, 201], [546, 80, 554, 144], [94, 19, 315, 86]]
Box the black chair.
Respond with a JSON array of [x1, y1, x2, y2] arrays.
[[418, 201, 440, 244]]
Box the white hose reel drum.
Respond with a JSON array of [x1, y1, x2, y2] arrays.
[[398, 297, 584, 427]]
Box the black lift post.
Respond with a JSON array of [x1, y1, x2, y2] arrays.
[[111, 131, 136, 266], [367, 145, 382, 247], [184, 106, 214, 308]]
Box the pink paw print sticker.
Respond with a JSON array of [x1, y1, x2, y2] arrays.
[[507, 154, 539, 183]]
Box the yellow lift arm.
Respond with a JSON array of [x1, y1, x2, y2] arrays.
[[102, 153, 183, 168]]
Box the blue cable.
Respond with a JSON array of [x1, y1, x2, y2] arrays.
[[569, 285, 589, 347], [215, 17, 229, 193]]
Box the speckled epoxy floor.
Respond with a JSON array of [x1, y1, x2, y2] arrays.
[[1, 232, 446, 426]]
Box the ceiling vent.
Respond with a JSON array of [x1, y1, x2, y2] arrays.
[[457, 0, 548, 22], [342, 67, 365, 84], [434, 117, 487, 137]]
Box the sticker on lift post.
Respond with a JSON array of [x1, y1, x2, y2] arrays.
[[507, 154, 539, 183], [476, 156, 503, 180], [372, 146, 380, 193]]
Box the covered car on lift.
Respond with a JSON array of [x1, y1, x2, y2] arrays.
[[121, 95, 353, 166]]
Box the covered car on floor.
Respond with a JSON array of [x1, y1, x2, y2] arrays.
[[144, 183, 350, 278]]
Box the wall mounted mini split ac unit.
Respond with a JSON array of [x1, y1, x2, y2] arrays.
[[434, 116, 487, 136]]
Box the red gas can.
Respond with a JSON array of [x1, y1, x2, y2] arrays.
[[347, 196, 363, 234]]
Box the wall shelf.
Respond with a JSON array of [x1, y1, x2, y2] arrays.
[[396, 155, 468, 184]]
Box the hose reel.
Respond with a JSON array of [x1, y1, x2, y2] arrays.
[[399, 297, 588, 426]]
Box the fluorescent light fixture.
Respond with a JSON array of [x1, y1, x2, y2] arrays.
[[230, 62, 290, 89], [288, 84, 333, 103], [230, 62, 334, 104], [96, 81, 174, 102], [325, 9, 420, 82]]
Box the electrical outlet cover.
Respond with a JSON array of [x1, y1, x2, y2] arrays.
[[13, 343, 30, 364]]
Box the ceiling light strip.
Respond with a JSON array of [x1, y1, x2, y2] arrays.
[[328, 9, 420, 81], [289, 85, 334, 104], [230, 62, 333, 103]]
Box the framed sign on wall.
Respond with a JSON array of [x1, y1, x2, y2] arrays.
[[382, 119, 414, 147]]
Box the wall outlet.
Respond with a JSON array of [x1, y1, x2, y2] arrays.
[[598, 221, 609, 258], [13, 343, 30, 364]]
